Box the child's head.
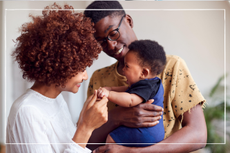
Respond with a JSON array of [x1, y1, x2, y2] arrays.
[[123, 40, 166, 86], [12, 3, 102, 88]]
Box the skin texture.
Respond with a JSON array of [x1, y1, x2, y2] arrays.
[[94, 15, 136, 75], [31, 70, 88, 98], [87, 14, 207, 152], [74, 90, 108, 148], [13, 3, 107, 150], [31, 71, 109, 149], [97, 51, 156, 107], [98, 87, 143, 107], [93, 105, 207, 153]]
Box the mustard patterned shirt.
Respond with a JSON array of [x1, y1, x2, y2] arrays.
[[87, 55, 206, 138]]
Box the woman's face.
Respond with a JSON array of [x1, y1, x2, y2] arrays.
[[62, 70, 88, 93]]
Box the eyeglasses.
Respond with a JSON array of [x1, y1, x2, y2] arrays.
[[97, 14, 126, 48]]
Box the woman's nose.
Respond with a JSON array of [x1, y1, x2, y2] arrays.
[[83, 70, 88, 80]]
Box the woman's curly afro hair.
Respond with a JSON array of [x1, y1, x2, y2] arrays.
[[12, 3, 102, 87]]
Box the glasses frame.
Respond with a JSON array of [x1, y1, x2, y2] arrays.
[[99, 14, 126, 47]]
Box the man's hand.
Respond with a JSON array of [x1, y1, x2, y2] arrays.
[[111, 99, 163, 128], [87, 99, 163, 150], [93, 144, 132, 153]]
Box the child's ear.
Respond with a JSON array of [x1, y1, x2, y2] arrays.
[[140, 68, 150, 79]]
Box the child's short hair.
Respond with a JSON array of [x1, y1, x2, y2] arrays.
[[84, 1, 125, 24], [128, 40, 166, 75]]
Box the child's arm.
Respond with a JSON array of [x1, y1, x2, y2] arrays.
[[104, 86, 129, 92], [97, 87, 143, 107]]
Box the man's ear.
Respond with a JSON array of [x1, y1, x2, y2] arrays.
[[140, 67, 150, 79], [126, 14, 134, 28]]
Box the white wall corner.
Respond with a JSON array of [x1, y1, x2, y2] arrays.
[[0, 1, 6, 144]]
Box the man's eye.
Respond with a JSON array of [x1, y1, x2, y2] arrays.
[[109, 30, 118, 38]]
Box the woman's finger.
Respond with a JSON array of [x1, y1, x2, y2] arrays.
[[96, 96, 108, 107], [87, 90, 98, 108]]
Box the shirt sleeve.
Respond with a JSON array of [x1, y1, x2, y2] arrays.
[[7, 106, 91, 153], [127, 79, 160, 102], [171, 57, 206, 117], [64, 140, 91, 153]]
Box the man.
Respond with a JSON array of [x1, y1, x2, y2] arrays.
[[84, 1, 207, 152]]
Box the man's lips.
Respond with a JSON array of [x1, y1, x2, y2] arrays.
[[115, 47, 124, 55]]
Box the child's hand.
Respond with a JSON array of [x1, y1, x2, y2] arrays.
[[98, 87, 110, 98]]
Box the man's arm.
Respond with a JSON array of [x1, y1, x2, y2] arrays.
[[87, 100, 163, 150], [93, 104, 207, 153]]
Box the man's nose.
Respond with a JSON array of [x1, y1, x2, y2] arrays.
[[107, 39, 117, 50]]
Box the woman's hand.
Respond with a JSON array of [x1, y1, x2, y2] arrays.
[[111, 99, 163, 128], [78, 90, 108, 131], [73, 90, 108, 147]]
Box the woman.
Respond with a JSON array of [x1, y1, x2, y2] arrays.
[[6, 3, 108, 153]]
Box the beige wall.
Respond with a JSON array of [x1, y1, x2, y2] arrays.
[[119, 1, 230, 95], [0, 0, 3, 144]]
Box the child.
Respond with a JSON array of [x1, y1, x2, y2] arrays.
[[97, 39, 166, 147]]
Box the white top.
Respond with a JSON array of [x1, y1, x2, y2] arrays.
[[6, 89, 91, 153]]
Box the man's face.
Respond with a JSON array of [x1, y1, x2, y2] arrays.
[[94, 15, 137, 63]]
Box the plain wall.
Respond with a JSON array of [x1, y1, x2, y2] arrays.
[[0, 0, 4, 144], [0, 1, 229, 144]]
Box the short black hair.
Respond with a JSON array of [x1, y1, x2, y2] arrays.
[[128, 40, 166, 75], [84, 1, 125, 24]]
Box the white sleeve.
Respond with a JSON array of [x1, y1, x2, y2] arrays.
[[7, 106, 91, 153], [64, 140, 91, 153]]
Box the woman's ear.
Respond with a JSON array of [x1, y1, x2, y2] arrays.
[[126, 14, 134, 28], [140, 67, 150, 79]]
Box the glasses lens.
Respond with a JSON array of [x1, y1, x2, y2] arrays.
[[108, 30, 120, 41]]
